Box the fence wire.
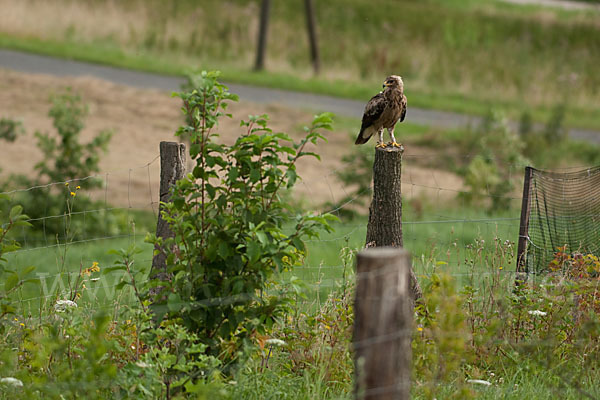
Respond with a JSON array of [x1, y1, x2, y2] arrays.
[[3, 152, 597, 399]]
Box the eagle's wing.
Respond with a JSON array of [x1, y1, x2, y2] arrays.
[[400, 94, 407, 122], [355, 92, 386, 145]]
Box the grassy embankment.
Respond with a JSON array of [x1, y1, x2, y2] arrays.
[[0, 0, 600, 130]]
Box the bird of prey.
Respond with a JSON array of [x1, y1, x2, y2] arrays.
[[355, 75, 407, 148]]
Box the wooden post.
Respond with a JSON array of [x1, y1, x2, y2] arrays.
[[151, 141, 186, 279], [254, 0, 271, 71], [304, 0, 320, 75], [366, 146, 422, 301], [354, 247, 412, 400], [516, 166, 533, 280]]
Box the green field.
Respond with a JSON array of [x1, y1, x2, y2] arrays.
[[5, 202, 521, 312], [2, 1, 600, 397]]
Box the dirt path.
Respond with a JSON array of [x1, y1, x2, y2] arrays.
[[0, 68, 463, 211]]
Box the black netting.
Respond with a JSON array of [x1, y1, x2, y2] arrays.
[[524, 166, 600, 274]]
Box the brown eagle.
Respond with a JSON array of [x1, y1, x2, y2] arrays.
[[355, 75, 407, 148]]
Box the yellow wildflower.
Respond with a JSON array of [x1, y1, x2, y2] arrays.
[[76, 185, 81, 190], [19, 323, 24, 327], [91, 261, 100, 272], [65, 182, 69, 186], [70, 192, 76, 197]]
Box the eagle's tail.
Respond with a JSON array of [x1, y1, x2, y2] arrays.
[[355, 126, 373, 145], [355, 134, 368, 145]]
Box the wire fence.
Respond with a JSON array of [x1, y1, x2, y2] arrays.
[[0, 151, 530, 306], [3, 150, 600, 398]]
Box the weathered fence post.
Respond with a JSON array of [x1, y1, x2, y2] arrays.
[[151, 141, 186, 279], [516, 166, 533, 283], [254, 0, 271, 71], [304, 0, 320, 74], [354, 247, 413, 400], [366, 146, 422, 301]]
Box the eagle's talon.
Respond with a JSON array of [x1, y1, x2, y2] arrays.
[[392, 142, 403, 148], [376, 142, 387, 148]]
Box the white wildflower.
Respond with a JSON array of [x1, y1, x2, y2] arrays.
[[467, 379, 491, 386], [54, 299, 78, 312], [528, 310, 547, 317], [0, 377, 23, 387], [135, 361, 151, 368], [265, 338, 287, 347]]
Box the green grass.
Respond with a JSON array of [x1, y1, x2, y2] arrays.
[[4, 201, 521, 311], [4, 207, 600, 399], [2, 0, 600, 131], [5, 235, 153, 311]]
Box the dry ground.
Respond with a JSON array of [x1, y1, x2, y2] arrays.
[[0, 69, 463, 212]]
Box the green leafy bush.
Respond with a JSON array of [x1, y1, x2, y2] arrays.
[[149, 71, 336, 368], [0, 196, 37, 328], [4, 90, 123, 242], [459, 111, 528, 211], [0, 117, 24, 143], [33, 90, 112, 189]]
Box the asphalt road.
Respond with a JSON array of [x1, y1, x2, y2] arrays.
[[1, 49, 598, 143], [501, 0, 600, 10]]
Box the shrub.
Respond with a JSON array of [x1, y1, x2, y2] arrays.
[[459, 111, 528, 211], [0, 117, 24, 143], [148, 71, 336, 369], [4, 90, 120, 242], [0, 196, 37, 328]]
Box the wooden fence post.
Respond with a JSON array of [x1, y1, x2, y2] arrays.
[[254, 0, 271, 71], [151, 141, 186, 279], [366, 146, 422, 301], [354, 247, 413, 400], [304, 0, 320, 74], [516, 166, 533, 283]]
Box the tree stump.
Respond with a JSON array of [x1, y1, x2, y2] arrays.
[[151, 141, 186, 279], [354, 247, 412, 400], [365, 146, 422, 301]]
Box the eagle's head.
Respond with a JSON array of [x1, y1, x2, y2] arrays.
[[383, 75, 404, 91]]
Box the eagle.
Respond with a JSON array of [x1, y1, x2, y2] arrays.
[[355, 75, 407, 148]]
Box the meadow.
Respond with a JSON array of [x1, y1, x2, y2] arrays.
[[2, 80, 600, 397], [1, 1, 600, 396], [4, 201, 600, 399]]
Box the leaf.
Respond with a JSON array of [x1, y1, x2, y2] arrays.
[[9, 205, 23, 220], [102, 265, 127, 274], [115, 281, 129, 291], [250, 167, 261, 183], [247, 241, 261, 264], [168, 293, 183, 312], [286, 168, 297, 188], [12, 220, 32, 229], [255, 231, 268, 245], [23, 278, 41, 286], [5, 273, 19, 292], [20, 265, 36, 277], [107, 248, 125, 256]]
